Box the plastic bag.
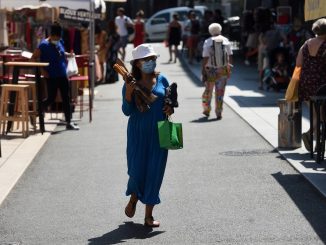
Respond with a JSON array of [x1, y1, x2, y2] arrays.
[[66, 56, 78, 77], [157, 119, 183, 150]]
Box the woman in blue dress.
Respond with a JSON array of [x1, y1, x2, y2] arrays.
[[122, 44, 174, 227]]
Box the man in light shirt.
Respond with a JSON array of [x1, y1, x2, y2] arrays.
[[115, 7, 134, 61], [201, 23, 233, 120]]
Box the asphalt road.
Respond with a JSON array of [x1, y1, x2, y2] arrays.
[[1, 44, 326, 245]]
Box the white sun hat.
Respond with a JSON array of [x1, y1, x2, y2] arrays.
[[130, 44, 159, 64]]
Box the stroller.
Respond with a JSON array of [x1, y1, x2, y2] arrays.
[[263, 47, 291, 92]]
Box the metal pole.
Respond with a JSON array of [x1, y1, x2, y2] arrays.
[[89, 0, 95, 122]]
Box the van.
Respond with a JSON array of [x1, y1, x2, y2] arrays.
[[145, 6, 207, 42]]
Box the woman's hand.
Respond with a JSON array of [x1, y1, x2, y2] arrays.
[[163, 104, 174, 116], [125, 81, 136, 103]]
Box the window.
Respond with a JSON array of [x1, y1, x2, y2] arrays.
[[151, 13, 170, 25], [176, 11, 189, 21]]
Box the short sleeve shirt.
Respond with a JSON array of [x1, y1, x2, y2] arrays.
[[38, 39, 67, 78], [202, 35, 233, 67], [115, 15, 132, 37]]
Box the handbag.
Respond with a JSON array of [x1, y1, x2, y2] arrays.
[[157, 119, 183, 150], [285, 66, 301, 102], [66, 56, 78, 77]]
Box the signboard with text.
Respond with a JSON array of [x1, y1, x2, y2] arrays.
[[59, 7, 101, 22]]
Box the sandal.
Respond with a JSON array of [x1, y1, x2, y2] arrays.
[[144, 216, 160, 227], [203, 110, 210, 117], [216, 114, 222, 120], [125, 199, 137, 218]]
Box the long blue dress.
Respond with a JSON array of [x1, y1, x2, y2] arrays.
[[122, 74, 169, 205]]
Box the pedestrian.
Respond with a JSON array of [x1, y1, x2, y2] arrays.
[[122, 44, 174, 227], [187, 11, 200, 64], [115, 7, 133, 61], [105, 20, 120, 84], [32, 21, 79, 130], [201, 23, 233, 120], [287, 17, 313, 68], [296, 18, 326, 151], [258, 21, 287, 90], [182, 11, 191, 54], [214, 9, 225, 34], [95, 23, 107, 84], [133, 10, 145, 48], [166, 13, 182, 63]]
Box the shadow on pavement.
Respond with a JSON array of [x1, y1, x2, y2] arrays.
[[277, 152, 326, 171], [190, 116, 219, 123], [88, 221, 165, 245], [272, 172, 326, 242], [229, 95, 279, 108]]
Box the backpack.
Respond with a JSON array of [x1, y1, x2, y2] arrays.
[[210, 36, 228, 68]]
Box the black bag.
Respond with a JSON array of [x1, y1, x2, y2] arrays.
[[164, 83, 178, 108]]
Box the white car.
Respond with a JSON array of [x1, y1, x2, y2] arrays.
[[145, 6, 206, 42]]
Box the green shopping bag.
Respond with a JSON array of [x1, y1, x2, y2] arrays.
[[157, 120, 183, 150]]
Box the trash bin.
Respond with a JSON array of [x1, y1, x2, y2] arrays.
[[278, 99, 302, 149]]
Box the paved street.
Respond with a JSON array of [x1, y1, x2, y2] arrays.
[[1, 43, 326, 244]]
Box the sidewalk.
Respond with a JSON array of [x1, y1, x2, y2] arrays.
[[180, 53, 326, 197], [0, 115, 59, 205]]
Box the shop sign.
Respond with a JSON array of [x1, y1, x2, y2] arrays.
[[305, 0, 326, 21], [59, 7, 101, 22]]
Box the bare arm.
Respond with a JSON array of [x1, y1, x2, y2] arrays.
[[30, 48, 41, 61], [228, 55, 233, 66], [31, 48, 49, 78], [202, 57, 208, 74]]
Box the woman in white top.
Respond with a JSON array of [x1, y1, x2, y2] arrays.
[[201, 23, 233, 120]]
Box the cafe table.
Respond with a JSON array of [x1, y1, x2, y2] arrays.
[[0, 51, 26, 80], [4, 61, 49, 134]]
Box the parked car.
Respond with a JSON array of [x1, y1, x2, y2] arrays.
[[145, 6, 207, 42], [223, 16, 241, 42]]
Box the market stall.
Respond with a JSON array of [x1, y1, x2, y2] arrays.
[[0, 0, 106, 122]]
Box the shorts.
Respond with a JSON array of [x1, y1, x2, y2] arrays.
[[119, 35, 129, 48], [205, 66, 230, 82]]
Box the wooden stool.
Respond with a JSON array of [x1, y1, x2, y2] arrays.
[[0, 84, 30, 137], [18, 81, 37, 131]]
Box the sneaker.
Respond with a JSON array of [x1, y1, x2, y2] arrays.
[[66, 122, 80, 130], [216, 114, 222, 120], [302, 132, 312, 152]]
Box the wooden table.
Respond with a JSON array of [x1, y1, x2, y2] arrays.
[[0, 51, 25, 80], [4, 61, 49, 134]]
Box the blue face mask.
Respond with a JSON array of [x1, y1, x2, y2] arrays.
[[141, 60, 156, 74]]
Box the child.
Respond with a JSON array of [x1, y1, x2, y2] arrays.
[[264, 51, 290, 91]]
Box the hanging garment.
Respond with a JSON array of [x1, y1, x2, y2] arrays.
[[0, 10, 9, 47]]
